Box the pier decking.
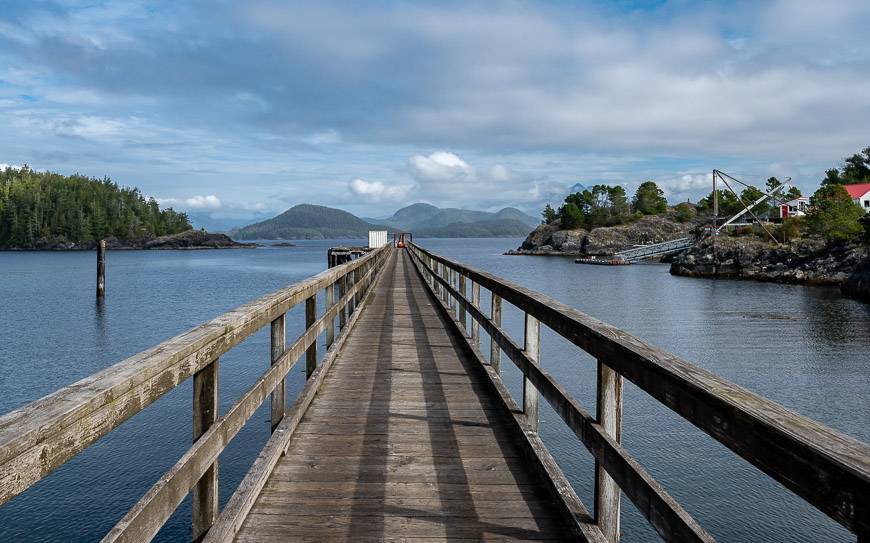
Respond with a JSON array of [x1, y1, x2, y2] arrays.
[[0, 243, 867, 543], [234, 251, 572, 541]]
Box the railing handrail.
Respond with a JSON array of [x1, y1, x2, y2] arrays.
[[0, 245, 390, 510], [407, 242, 870, 540]]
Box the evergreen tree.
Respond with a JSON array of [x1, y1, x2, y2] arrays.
[[632, 181, 668, 215], [806, 184, 864, 242]]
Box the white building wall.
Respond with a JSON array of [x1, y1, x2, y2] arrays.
[[368, 230, 388, 248]]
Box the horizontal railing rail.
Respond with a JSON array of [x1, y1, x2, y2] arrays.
[[0, 245, 392, 542], [407, 242, 870, 542]]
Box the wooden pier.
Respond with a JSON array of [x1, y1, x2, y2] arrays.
[[0, 244, 868, 542]]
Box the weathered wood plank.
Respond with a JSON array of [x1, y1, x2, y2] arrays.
[[409, 242, 870, 538], [0, 246, 388, 507], [203, 250, 393, 543], [270, 314, 285, 431], [231, 251, 579, 543], [594, 360, 622, 542], [305, 294, 317, 378], [99, 249, 392, 543], [523, 312, 541, 433], [192, 360, 219, 542]]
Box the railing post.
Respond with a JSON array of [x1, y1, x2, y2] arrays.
[[339, 272, 347, 330], [523, 313, 540, 432], [490, 293, 501, 372], [471, 281, 480, 348], [595, 360, 623, 542], [458, 274, 467, 334], [192, 358, 219, 542], [326, 282, 335, 349], [270, 314, 286, 430], [305, 294, 317, 378]]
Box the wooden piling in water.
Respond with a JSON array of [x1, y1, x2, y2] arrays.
[[96, 240, 106, 298]]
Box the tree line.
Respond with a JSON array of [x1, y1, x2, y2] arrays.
[[540, 145, 870, 243], [541, 181, 678, 230], [0, 166, 191, 248]]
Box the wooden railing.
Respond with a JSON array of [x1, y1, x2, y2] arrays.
[[0, 245, 392, 542], [406, 242, 870, 543]]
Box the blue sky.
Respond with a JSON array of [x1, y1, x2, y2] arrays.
[[1, 1, 869, 225]]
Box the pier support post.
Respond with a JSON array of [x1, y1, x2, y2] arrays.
[[305, 294, 317, 378], [326, 282, 335, 349], [458, 274, 467, 334], [490, 293, 501, 372], [192, 358, 219, 542], [270, 314, 285, 430], [471, 281, 480, 348], [339, 274, 347, 330], [523, 313, 540, 432], [96, 239, 106, 299], [595, 360, 623, 542]]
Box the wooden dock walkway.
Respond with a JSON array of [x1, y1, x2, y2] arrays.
[[1, 243, 867, 543], [235, 251, 572, 541]]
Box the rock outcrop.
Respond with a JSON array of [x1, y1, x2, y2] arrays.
[[669, 237, 867, 286], [508, 215, 693, 256], [842, 257, 870, 302]]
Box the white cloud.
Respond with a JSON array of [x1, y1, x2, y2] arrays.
[[348, 178, 410, 203], [408, 152, 473, 181], [156, 194, 222, 209]]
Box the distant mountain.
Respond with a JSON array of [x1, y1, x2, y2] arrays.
[[415, 219, 533, 238], [230, 202, 539, 241], [383, 203, 538, 231], [230, 204, 378, 240]]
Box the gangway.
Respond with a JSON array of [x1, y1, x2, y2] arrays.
[[613, 236, 695, 262]]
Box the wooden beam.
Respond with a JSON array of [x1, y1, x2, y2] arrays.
[[471, 281, 480, 348], [192, 359, 219, 542], [96, 239, 106, 298], [595, 360, 623, 542], [523, 313, 540, 433], [339, 274, 347, 330], [408, 242, 870, 538], [325, 282, 335, 349], [458, 274, 467, 334], [491, 293, 501, 373], [270, 314, 286, 431], [305, 295, 317, 379]]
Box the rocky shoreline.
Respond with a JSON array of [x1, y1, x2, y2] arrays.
[[508, 215, 870, 302], [668, 238, 864, 285], [668, 237, 870, 301], [0, 230, 256, 251], [506, 215, 693, 256]]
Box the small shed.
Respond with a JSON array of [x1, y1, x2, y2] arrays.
[[368, 230, 388, 248]]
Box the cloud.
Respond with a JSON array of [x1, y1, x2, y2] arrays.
[[156, 194, 222, 209], [408, 152, 473, 182], [0, 0, 868, 214], [348, 178, 410, 203]]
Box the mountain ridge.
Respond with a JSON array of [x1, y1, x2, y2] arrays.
[[230, 202, 539, 240]]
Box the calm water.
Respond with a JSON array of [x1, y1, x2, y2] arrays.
[[1, 238, 868, 542]]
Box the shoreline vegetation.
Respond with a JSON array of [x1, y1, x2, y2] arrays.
[[511, 146, 870, 302], [0, 166, 248, 250]]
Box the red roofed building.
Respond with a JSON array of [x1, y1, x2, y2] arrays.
[[844, 183, 870, 213]]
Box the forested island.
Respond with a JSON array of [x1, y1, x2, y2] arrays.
[[0, 166, 248, 250]]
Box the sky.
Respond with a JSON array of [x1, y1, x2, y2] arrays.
[[1, 0, 869, 226]]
